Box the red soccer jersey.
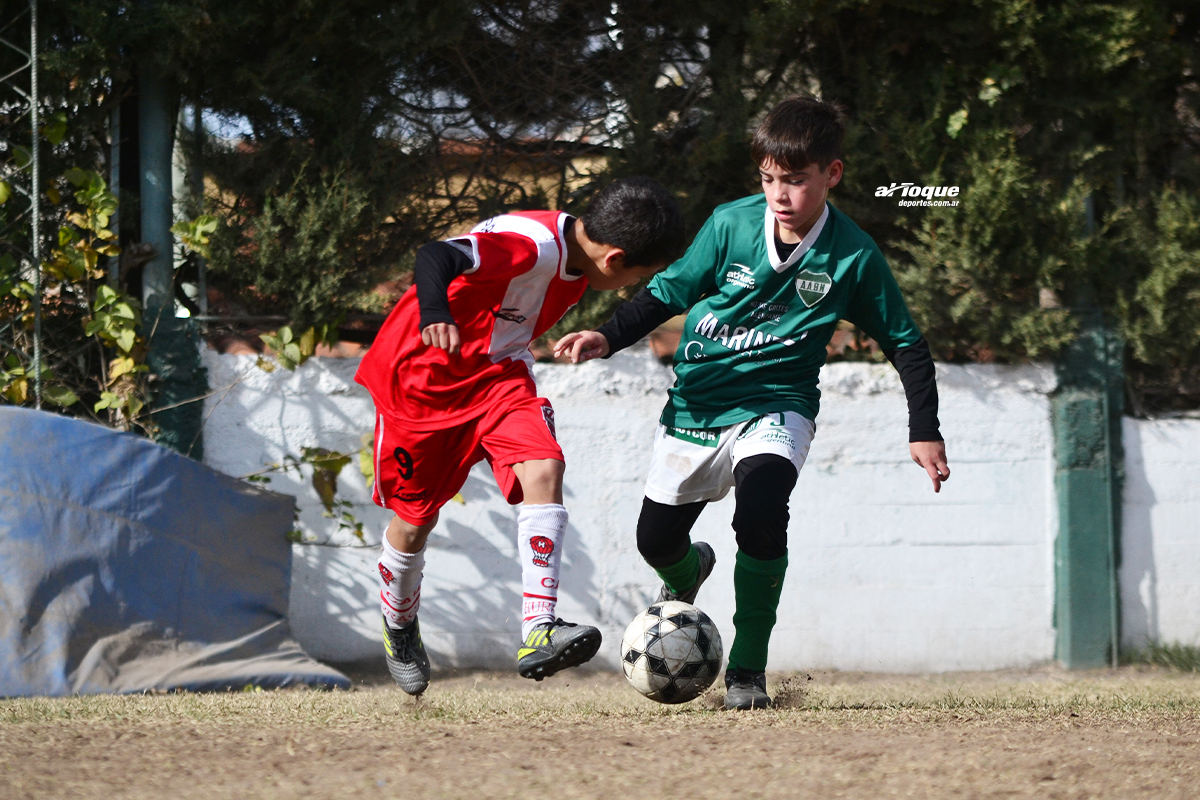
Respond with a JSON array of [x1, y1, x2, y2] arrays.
[[356, 211, 587, 429]]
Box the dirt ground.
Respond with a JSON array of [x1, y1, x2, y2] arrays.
[[2, 666, 1198, 800]]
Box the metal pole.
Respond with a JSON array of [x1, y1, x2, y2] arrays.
[[192, 103, 207, 316], [29, 0, 40, 409], [108, 104, 120, 285], [139, 64, 174, 317], [1101, 318, 1122, 669]]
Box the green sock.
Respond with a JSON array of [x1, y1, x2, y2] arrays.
[[652, 544, 700, 595], [727, 550, 789, 672]]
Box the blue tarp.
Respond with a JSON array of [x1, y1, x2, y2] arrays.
[[0, 407, 349, 695]]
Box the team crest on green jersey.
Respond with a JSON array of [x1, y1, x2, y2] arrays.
[[794, 270, 832, 308]]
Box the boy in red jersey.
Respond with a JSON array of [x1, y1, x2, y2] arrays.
[[357, 178, 685, 694]]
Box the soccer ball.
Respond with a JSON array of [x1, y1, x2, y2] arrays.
[[620, 601, 723, 704]]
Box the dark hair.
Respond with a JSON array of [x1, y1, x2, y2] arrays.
[[580, 177, 685, 267], [751, 96, 846, 172]]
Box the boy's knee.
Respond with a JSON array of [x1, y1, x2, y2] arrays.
[[512, 458, 565, 505], [386, 513, 437, 554], [637, 497, 705, 567], [733, 454, 797, 503], [732, 454, 797, 561]]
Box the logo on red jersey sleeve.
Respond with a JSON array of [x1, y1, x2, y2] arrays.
[[493, 307, 528, 324]]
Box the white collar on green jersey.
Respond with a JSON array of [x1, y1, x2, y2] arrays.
[[764, 202, 829, 273]]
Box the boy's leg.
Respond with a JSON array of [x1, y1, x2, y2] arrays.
[[723, 413, 813, 710], [481, 399, 602, 679], [636, 498, 714, 603], [508, 458, 603, 679], [378, 514, 437, 696], [728, 453, 796, 669], [723, 454, 796, 710], [370, 411, 483, 695], [510, 458, 567, 638], [379, 514, 435, 631]]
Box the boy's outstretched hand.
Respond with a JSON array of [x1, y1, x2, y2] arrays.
[[911, 440, 950, 493], [553, 331, 610, 363], [421, 322, 461, 355]]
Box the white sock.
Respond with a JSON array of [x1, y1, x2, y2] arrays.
[[517, 503, 568, 640], [378, 534, 425, 630]]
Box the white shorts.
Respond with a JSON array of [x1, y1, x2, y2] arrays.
[[644, 411, 816, 506]]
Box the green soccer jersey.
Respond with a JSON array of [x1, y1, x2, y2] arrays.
[[647, 194, 922, 428]]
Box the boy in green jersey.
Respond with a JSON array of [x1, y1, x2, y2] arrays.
[[555, 97, 950, 709]]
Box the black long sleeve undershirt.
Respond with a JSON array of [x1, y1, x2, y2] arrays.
[[414, 240, 474, 329], [884, 337, 942, 442], [594, 287, 676, 354], [594, 288, 942, 442]]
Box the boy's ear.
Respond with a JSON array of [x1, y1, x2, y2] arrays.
[[825, 159, 844, 188], [602, 247, 627, 274]]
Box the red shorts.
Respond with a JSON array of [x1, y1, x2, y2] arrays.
[[371, 393, 564, 525]]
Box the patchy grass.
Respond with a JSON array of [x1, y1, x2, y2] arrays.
[[1, 668, 1198, 800], [1123, 641, 1200, 672], [2, 666, 1199, 727]]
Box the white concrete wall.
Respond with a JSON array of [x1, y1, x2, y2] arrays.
[[1120, 418, 1200, 650], [202, 348, 1061, 672], [779, 363, 1058, 671]]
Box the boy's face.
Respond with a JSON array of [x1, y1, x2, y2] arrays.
[[589, 255, 666, 291], [759, 158, 843, 242]]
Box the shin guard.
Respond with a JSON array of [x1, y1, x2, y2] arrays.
[[517, 503, 568, 639], [728, 550, 788, 672], [378, 535, 425, 629]]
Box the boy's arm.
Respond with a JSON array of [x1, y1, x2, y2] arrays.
[[846, 249, 949, 492], [415, 241, 473, 354], [884, 337, 940, 442], [883, 337, 950, 493], [555, 288, 675, 362]]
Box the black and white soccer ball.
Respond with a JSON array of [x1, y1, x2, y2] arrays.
[[620, 601, 723, 704]]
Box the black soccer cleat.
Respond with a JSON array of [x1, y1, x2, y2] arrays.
[[517, 618, 602, 681], [723, 668, 773, 710], [382, 615, 431, 696], [656, 541, 716, 605]]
